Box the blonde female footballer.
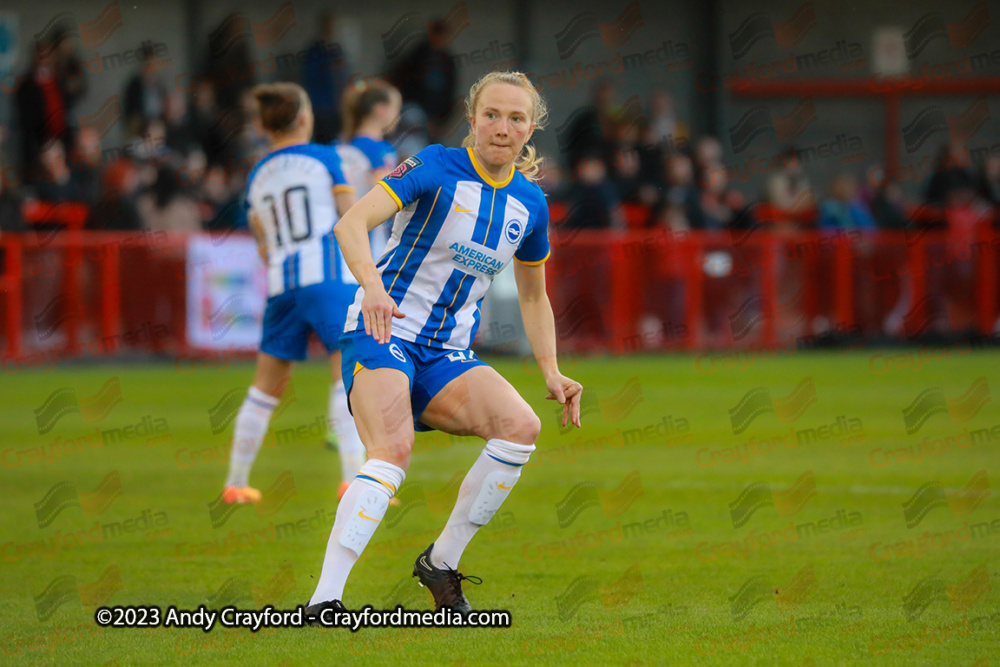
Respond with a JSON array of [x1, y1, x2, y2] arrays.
[[306, 71, 583, 618]]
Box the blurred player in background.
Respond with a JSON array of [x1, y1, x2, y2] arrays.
[[324, 81, 402, 499], [221, 83, 357, 504], [305, 71, 583, 618]]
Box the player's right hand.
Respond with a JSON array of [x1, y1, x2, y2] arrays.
[[361, 286, 405, 344]]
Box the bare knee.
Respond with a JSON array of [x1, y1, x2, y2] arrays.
[[487, 408, 541, 444], [368, 434, 414, 470]]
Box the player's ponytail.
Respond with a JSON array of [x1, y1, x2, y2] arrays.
[[252, 82, 310, 136], [462, 71, 549, 182], [340, 80, 399, 142]]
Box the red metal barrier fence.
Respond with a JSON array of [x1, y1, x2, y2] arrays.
[[1, 227, 998, 369]]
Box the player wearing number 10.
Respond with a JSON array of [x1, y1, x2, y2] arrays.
[[305, 71, 584, 618], [219, 83, 359, 504]]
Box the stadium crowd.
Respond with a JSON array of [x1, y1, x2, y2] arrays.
[[1, 15, 998, 244]]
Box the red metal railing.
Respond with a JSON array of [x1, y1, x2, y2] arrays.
[[1, 224, 998, 364]]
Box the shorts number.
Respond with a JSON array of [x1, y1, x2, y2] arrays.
[[263, 185, 313, 248], [447, 350, 476, 362]]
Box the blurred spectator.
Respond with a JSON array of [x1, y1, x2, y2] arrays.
[[124, 45, 169, 139], [52, 27, 88, 121], [925, 142, 978, 206], [699, 167, 745, 231], [647, 89, 688, 146], [652, 153, 703, 229], [562, 155, 622, 230], [390, 21, 458, 142], [0, 142, 26, 236], [870, 177, 909, 230], [31, 141, 84, 202], [15, 41, 69, 182], [562, 80, 619, 170], [204, 14, 257, 115], [302, 13, 351, 144], [765, 146, 813, 227], [819, 174, 876, 230], [164, 92, 203, 157], [199, 165, 246, 234], [977, 154, 1000, 207], [389, 103, 430, 162], [87, 161, 143, 231], [693, 136, 724, 174], [68, 126, 103, 205], [138, 166, 201, 233]]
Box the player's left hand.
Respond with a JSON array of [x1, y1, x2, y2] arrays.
[[545, 375, 583, 428]]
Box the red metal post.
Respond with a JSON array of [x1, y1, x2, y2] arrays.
[[100, 243, 121, 353]]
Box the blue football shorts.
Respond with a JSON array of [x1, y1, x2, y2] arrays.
[[260, 281, 359, 361], [340, 330, 488, 432]]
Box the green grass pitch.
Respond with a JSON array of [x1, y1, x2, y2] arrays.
[[1, 350, 997, 665]]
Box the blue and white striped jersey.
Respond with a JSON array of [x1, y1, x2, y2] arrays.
[[245, 143, 354, 296], [344, 144, 550, 350]]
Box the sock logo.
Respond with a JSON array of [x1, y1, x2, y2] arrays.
[[729, 98, 818, 153], [728, 2, 817, 58], [903, 2, 990, 59], [728, 470, 816, 528], [555, 470, 643, 528], [34, 564, 121, 621], [35, 471, 123, 528], [358, 510, 381, 522], [902, 563, 990, 621], [554, 1, 643, 59], [901, 377, 990, 435], [901, 470, 990, 528], [902, 98, 990, 154], [497, 482, 514, 490], [34, 377, 123, 434], [728, 378, 817, 435]]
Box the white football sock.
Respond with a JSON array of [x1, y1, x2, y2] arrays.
[[224, 387, 279, 488], [331, 380, 367, 481], [309, 459, 405, 604], [431, 439, 535, 569]]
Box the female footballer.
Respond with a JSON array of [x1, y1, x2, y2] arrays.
[[306, 71, 583, 617], [220, 83, 359, 505]]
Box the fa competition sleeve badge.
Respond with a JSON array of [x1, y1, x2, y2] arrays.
[[386, 156, 423, 179]]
